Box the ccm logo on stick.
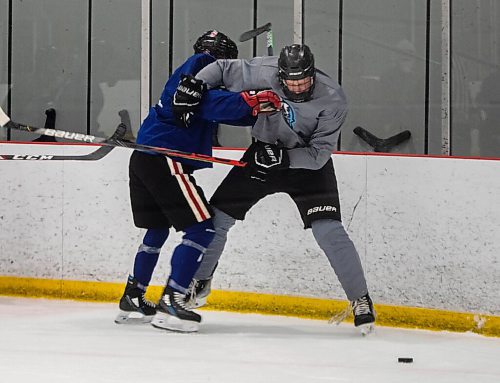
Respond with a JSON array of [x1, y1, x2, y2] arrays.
[[11, 155, 54, 160], [307, 205, 337, 215]]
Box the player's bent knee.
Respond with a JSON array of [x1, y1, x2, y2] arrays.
[[183, 219, 216, 250]]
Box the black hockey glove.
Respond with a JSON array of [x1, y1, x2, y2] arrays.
[[247, 142, 290, 182], [172, 74, 207, 127]]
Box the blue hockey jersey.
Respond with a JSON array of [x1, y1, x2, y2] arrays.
[[137, 53, 256, 169]]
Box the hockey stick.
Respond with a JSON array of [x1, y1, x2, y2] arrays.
[[0, 146, 113, 161], [0, 123, 125, 161], [0, 110, 133, 161], [353, 127, 411, 152], [239, 22, 274, 55], [0, 106, 246, 167]]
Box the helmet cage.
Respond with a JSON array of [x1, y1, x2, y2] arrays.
[[278, 44, 316, 102], [193, 30, 238, 59]]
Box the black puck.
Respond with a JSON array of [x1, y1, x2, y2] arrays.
[[398, 357, 413, 363]]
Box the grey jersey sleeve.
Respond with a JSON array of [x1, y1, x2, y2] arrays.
[[287, 106, 347, 170], [195, 57, 276, 91]]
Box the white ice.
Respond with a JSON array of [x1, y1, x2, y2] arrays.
[[0, 297, 499, 383]]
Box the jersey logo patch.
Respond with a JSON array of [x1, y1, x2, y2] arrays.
[[281, 101, 296, 130]]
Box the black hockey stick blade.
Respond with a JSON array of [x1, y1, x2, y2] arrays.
[[378, 130, 411, 152], [353, 127, 382, 148], [353, 126, 411, 152], [0, 106, 246, 167], [239, 22, 272, 42]]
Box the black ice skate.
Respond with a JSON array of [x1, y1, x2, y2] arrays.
[[151, 286, 201, 332], [352, 293, 376, 335], [184, 278, 212, 309], [114, 276, 157, 324]]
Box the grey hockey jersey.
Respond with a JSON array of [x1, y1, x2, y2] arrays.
[[196, 56, 348, 170]]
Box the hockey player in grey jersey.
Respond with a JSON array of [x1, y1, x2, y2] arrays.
[[176, 44, 375, 334]]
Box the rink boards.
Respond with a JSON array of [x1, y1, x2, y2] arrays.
[[0, 142, 499, 335]]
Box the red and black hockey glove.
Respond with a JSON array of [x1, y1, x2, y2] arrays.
[[247, 142, 289, 182], [172, 74, 207, 127], [241, 90, 282, 116]]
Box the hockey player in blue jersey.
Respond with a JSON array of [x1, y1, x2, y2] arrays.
[[115, 30, 281, 332]]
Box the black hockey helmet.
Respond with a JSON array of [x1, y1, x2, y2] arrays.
[[193, 30, 238, 59], [278, 44, 316, 102]]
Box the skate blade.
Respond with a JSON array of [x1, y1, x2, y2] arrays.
[[358, 323, 375, 336], [114, 310, 153, 325], [150, 311, 200, 333]]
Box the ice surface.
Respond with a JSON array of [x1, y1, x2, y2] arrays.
[[0, 297, 499, 383]]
